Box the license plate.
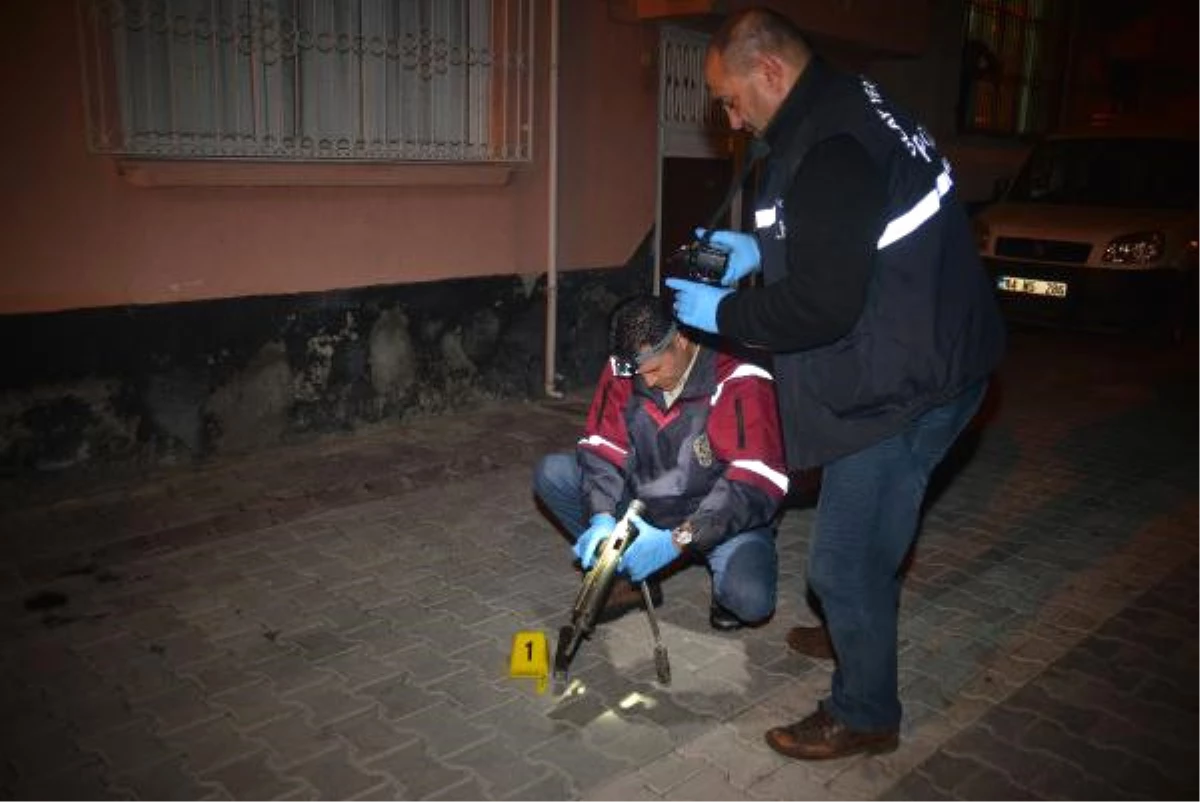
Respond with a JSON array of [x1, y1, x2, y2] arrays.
[[996, 275, 1068, 298]]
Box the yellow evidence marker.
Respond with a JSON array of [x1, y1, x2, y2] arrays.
[[509, 630, 550, 694]]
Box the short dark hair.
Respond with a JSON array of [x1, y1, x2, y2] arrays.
[[609, 294, 675, 363], [710, 7, 809, 73]]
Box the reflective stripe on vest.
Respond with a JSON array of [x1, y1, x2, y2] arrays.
[[578, 434, 627, 458], [757, 166, 953, 249], [709, 363, 775, 407], [755, 206, 777, 230], [730, 458, 790, 494], [877, 167, 953, 249]]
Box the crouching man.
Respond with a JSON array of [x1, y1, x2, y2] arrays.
[[534, 294, 789, 629]]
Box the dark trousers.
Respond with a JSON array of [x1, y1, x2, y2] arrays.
[[809, 380, 987, 731], [533, 453, 778, 622]]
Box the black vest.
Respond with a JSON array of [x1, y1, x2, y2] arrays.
[[755, 61, 1005, 468]]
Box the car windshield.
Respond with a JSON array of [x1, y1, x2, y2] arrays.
[[1006, 137, 1198, 210]]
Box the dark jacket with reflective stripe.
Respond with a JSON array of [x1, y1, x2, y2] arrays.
[[577, 348, 788, 555], [718, 59, 1005, 468]]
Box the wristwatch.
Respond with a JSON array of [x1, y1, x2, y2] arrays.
[[671, 521, 695, 550]]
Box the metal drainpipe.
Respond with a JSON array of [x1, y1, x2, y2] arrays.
[[543, 0, 564, 399]]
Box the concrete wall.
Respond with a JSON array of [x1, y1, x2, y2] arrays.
[[8, 0, 1130, 477], [863, 0, 1029, 205], [0, 2, 657, 315], [743, 0, 929, 57], [0, 1, 661, 476], [865, 0, 1199, 206], [1060, 0, 1199, 129], [629, 0, 931, 56], [0, 268, 649, 474]]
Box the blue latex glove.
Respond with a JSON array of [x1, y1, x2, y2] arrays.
[[619, 515, 679, 582], [665, 278, 732, 335], [696, 227, 761, 286], [574, 513, 616, 570]]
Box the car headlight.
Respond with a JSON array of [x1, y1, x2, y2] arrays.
[[1102, 231, 1165, 265]]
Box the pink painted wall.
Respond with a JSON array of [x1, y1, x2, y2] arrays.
[[625, 0, 929, 56], [557, 5, 659, 269], [0, 2, 656, 315], [739, 0, 929, 57]]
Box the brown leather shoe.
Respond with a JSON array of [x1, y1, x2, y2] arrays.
[[785, 624, 835, 660], [765, 708, 898, 760]]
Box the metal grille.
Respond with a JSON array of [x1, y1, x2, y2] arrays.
[[77, 0, 535, 162], [959, 0, 1067, 136], [659, 26, 723, 132]]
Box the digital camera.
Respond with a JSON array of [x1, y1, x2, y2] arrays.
[[666, 242, 729, 286]]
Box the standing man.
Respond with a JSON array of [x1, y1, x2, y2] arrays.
[[667, 9, 1005, 760], [534, 294, 789, 630]]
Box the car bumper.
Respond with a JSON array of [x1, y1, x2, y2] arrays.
[[983, 259, 1187, 330]]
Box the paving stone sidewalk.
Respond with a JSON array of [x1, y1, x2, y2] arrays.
[[1, 330, 1196, 800]]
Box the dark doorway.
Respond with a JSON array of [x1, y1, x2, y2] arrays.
[[659, 156, 735, 279]]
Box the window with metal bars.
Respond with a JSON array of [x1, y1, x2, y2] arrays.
[[957, 0, 1069, 136], [77, 0, 534, 162]]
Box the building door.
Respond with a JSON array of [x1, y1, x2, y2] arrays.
[[654, 26, 744, 292]]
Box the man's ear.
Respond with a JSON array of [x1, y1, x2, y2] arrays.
[[755, 53, 788, 92]]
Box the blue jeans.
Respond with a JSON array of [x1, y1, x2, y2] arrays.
[[809, 381, 987, 732], [533, 453, 778, 623]]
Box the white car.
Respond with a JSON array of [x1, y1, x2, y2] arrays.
[[974, 127, 1198, 337]]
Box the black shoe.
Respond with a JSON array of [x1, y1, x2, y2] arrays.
[[709, 602, 744, 631], [595, 578, 663, 625]]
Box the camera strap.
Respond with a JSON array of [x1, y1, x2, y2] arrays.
[[697, 138, 769, 246]]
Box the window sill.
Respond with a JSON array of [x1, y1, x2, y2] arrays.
[[116, 159, 516, 188]]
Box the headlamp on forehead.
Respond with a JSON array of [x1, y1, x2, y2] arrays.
[[611, 324, 677, 378]]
